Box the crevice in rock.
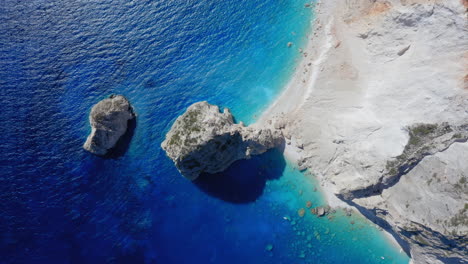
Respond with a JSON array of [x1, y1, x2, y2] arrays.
[[339, 123, 468, 200]]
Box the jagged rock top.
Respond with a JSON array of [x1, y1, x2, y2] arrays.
[[83, 95, 135, 156], [161, 101, 283, 180]]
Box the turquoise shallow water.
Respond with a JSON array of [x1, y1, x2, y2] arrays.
[[0, 0, 409, 263], [259, 162, 409, 263]]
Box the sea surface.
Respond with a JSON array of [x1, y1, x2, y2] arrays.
[[0, 0, 410, 263]]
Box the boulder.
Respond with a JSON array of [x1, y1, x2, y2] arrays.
[[317, 207, 326, 217], [161, 101, 284, 180], [83, 95, 135, 156]]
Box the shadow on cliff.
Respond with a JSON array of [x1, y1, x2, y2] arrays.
[[103, 118, 136, 159], [194, 144, 286, 204], [341, 199, 413, 259]]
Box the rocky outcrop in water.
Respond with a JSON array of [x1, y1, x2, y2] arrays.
[[83, 95, 135, 156], [161, 101, 284, 180]]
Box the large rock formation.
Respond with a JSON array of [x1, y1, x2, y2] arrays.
[[348, 123, 468, 263], [83, 95, 135, 156], [261, 0, 468, 263], [161, 101, 283, 180]]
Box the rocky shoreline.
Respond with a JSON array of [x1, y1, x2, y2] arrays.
[[260, 0, 468, 263], [345, 123, 468, 263], [159, 1, 467, 262], [341, 123, 468, 200]]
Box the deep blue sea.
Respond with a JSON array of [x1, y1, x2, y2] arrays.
[[0, 1, 410, 263]]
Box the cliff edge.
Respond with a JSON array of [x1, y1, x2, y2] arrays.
[[261, 0, 468, 263]]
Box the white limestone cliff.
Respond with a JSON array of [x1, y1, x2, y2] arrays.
[[260, 0, 468, 263], [159, 0, 467, 261]]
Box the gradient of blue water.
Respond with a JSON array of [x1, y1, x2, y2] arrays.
[[0, 0, 409, 263]]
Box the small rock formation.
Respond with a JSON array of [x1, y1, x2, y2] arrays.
[[83, 95, 135, 156], [161, 101, 284, 180], [317, 207, 326, 217], [297, 208, 306, 217]]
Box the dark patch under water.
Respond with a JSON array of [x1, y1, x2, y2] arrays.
[[195, 148, 286, 204]]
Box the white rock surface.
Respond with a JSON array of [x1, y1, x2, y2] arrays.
[[161, 101, 283, 180], [83, 95, 135, 156], [260, 0, 468, 263], [355, 141, 468, 264]]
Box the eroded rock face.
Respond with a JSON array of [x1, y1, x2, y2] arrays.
[[83, 95, 135, 156], [264, 0, 467, 262], [161, 101, 283, 180], [348, 123, 468, 264]]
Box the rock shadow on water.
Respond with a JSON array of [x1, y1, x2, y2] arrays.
[[103, 117, 136, 159], [194, 146, 286, 204]]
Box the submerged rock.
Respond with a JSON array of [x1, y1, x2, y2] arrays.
[[161, 101, 284, 180], [83, 95, 135, 156], [298, 208, 306, 218]]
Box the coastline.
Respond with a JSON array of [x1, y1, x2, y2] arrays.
[[260, 0, 354, 210], [259, 1, 334, 119], [258, 0, 468, 263], [259, 0, 407, 256]]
